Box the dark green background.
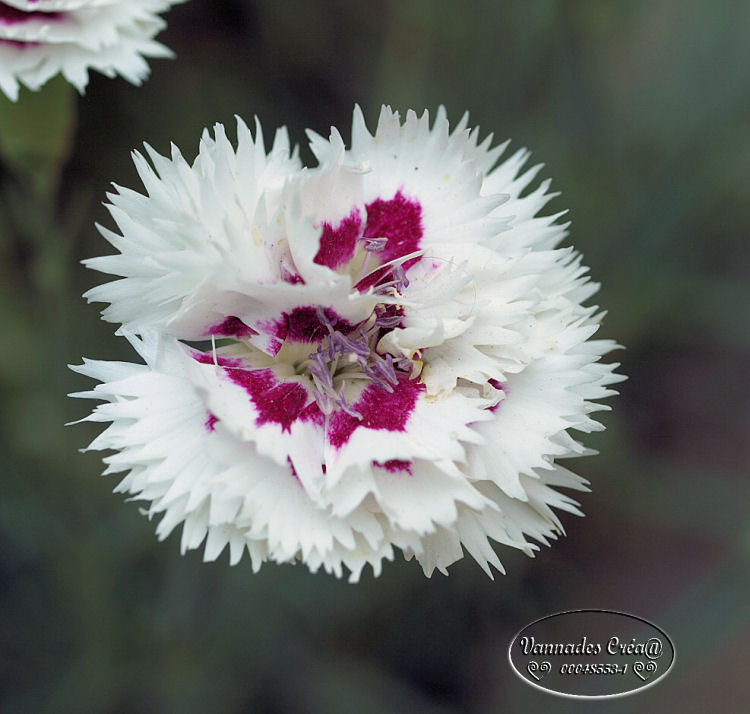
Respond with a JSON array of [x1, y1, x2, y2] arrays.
[[1, 1, 748, 711]]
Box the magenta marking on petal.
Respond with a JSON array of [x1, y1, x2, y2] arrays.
[[488, 378, 505, 412], [373, 459, 413, 474], [313, 209, 362, 270], [195, 352, 311, 431], [354, 191, 423, 292], [286, 457, 301, 483], [365, 192, 423, 266], [226, 368, 309, 433], [205, 411, 219, 432], [193, 352, 243, 368], [299, 400, 325, 426], [267, 338, 283, 356], [0, 38, 38, 47], [0, 6, 63, 23], [327, 375, 424, 449], [281, 268, 305, 285], [263, 305, 356, 343], [207, 316, 256, 339]]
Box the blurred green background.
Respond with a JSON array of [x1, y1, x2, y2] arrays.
[[1, 1, 749, 712]]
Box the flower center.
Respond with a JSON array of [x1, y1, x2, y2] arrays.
[[302, 303, 415, 418], [302, 222, 422, 417], [204, 191, 426, 420]]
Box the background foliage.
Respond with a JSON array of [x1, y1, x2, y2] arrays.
[[1, 1, 749, 711]]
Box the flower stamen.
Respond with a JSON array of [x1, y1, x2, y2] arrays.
[[307, 300, 413, 416], [363, 236, 387, 252]]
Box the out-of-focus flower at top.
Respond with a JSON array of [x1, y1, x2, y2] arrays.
[[0, 0, 185, 101], [71, 106, 624, 581]]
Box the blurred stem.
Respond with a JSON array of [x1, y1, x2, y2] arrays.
[[0, 75, 76, 197]]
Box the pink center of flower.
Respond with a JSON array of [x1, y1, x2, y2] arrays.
[[303, 305, 416, 418], [313, 190, 423, 293], [225, 368, 309, 433], [358, 191, 423, 286], [264, 306, 357, 344], [313, 208, 362, 270], [195, 190, 426, 445], [208, 316, 256, 339], [327, 374, 424, 449]]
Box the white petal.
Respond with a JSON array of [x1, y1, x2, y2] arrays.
[[0, 0, 185, 101]]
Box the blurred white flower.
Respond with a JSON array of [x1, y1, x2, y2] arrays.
[[0, 0, 185, 101], [72, 106, 623, 581]]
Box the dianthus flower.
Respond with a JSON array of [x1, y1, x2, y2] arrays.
[[0, 0, 184, 101], [71, 106, 623, 581]]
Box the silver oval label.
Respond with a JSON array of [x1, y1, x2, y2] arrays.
[[508, 610, 675, 699]]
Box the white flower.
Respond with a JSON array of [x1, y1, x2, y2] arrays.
[[0, 0, 185, 101], [72, 106, 624, 581]]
